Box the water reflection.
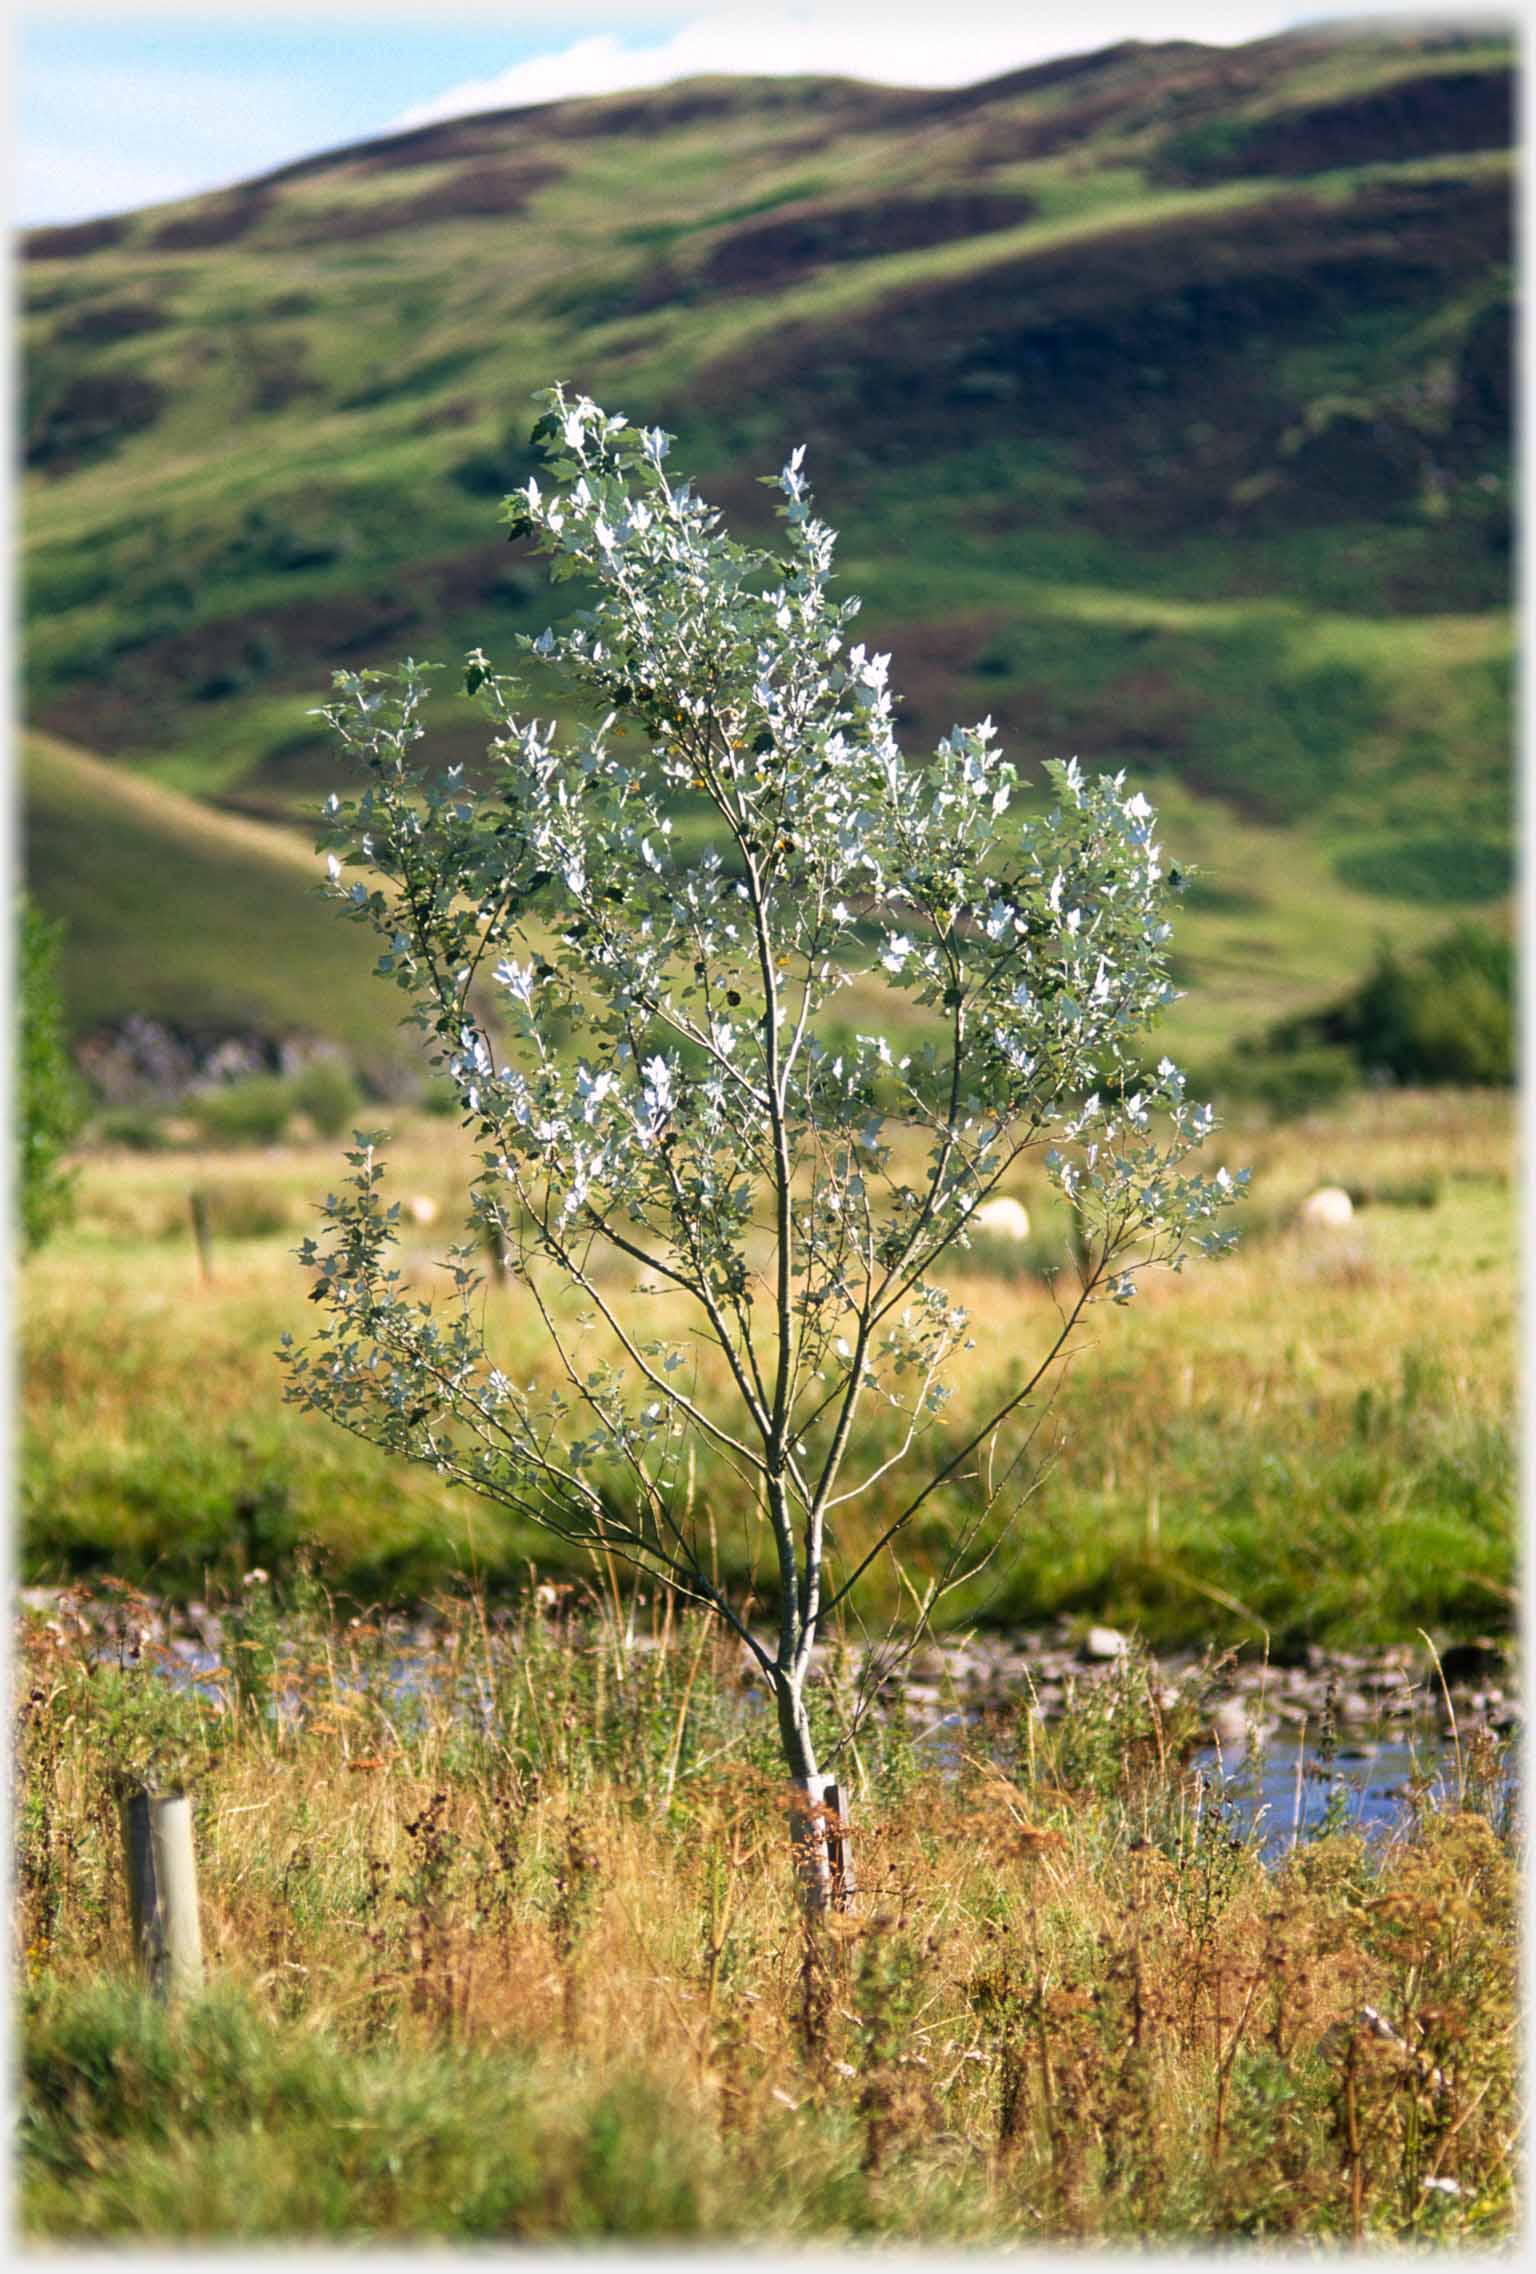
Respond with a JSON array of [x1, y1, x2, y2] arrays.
[[1201, 1726, 1505, 1859], [152, 1625, 1515, 1864]]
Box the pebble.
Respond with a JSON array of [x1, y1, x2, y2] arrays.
[[13, 1585, 1517, 1737]]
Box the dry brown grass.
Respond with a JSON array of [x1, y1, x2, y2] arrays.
[[15, 1582, 1519, 2243]]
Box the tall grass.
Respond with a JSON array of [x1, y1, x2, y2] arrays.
[[15, 1580, 1518, 2243]]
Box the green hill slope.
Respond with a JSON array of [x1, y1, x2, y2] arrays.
[[21, 733, 411, 1076], [20, 23, 1513, 1070]]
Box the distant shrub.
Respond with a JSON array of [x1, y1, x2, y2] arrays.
[[1217, 1043, 1359, 1121], [93, 1107, 174, 1153], [16, 899, 85, 1251], [1367, 1171, 1444, 1210], [289, 1059, 361, 1139], [1271, 925, 1514, 1087], [189, 1062, 361, 1146], [1155, 117, 1251, 182], [194, 668, 247, 702], [193, 1077, 293, 1147]]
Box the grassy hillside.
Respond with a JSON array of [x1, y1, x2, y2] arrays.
[[20, 23, 1513, 1075], [21, 732, 411, 1075]]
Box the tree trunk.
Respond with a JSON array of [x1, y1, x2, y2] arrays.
[[788, 1773, 856, 1913], [775, 1675, 855, 1913]]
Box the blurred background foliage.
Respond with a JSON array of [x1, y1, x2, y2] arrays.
[[18, 19, 1512, 1121]]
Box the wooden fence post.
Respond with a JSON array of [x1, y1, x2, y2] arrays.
[[120, 1789, 204, 1998], [189, 1190, 213, 1284], [788, 1774, 857, 1914], [823, 1776, 857, 1908]]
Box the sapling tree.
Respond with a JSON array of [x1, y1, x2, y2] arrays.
[[283, 387, 1243, 1904]]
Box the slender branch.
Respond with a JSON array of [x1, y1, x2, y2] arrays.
[[818, 1264, 1102, 1625]]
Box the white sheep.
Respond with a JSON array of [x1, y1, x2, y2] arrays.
[[407, 1194, 440, 1226], [1300, 1185, 1353, 1231], [972, 1195, 1031, 1241]]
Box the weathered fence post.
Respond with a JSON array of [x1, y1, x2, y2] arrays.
[[120, 1788, 204, 1998], [189, 1190, 213, 1284]]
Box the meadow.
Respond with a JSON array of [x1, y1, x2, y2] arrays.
[[15, 1578, 1518, 2243], [15, 795, 1517, 2256], [19, 1087, 1513, 1653]]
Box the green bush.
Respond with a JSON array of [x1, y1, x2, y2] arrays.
[[93, 1108, 173, 1152], [288, 1058, 361, 1138], [1222, 1044, 1359, 1120], [1256, 925, 1513, 1089], [191, 1063, 362, 1146], [16, 899, 85, 1250], [192, 1076, 293, 1146]]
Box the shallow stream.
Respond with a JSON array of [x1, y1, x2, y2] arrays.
[[1198, 1726, 1467, 1859], [32, 1588, 1517, 1867]]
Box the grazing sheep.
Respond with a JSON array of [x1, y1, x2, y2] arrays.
[[1300, 1185, 1353, 1230], [407, 1193, 440, 1226], [973, 1195, 1031, 1241]]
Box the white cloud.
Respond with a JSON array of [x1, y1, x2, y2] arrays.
[[19, 3, 1505, 226], [391, 3, 1440, 129]]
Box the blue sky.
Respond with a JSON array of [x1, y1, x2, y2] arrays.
[[17, 2, 1501, 226], [18, 15, 632, 221]]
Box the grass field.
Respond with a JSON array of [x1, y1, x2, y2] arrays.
[[19, 1088, 1513, 1654], [15, 1582, 1518, 2243]]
